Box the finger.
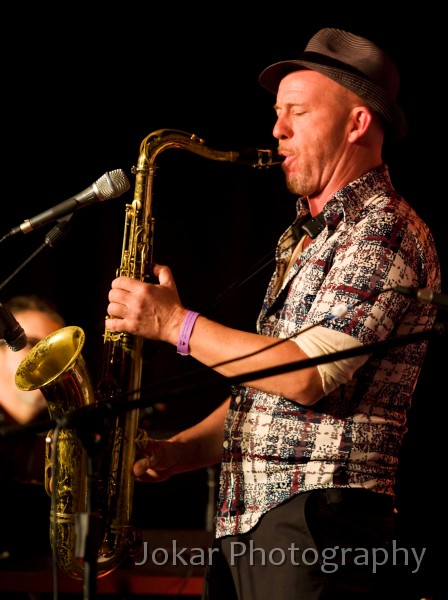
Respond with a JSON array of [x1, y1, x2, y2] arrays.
[[111, 276, 137, 291], [153, 264, 172, 285], [133, 457, 154, 477], [133, 457, 168, 481]]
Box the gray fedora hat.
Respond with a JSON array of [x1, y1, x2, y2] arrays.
[[259, 28, 407, 140]]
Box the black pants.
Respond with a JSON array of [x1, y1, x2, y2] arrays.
[[204, 489, 420, 600]]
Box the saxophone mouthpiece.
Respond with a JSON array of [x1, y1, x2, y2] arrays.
[[235, 148, 285, 168]]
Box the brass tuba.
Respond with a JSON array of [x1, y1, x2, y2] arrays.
[[15, 129, 283, 580]]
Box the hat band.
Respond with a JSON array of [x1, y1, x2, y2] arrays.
[[299, 51, 370, 81]]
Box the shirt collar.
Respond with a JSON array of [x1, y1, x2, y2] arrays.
[[295, 165, 394, 226]]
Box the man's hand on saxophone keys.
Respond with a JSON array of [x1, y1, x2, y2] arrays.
[[106, 264, 187, 345]]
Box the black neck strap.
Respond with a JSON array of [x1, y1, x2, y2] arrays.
[[301, 212, 326, 239]]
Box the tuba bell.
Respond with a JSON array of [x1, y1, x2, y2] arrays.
[[15, 325, 143, 579]]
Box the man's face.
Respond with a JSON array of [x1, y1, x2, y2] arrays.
[[0, 309, 62, 423]]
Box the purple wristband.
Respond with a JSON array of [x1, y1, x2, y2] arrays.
[[176, 311, 200, 356]]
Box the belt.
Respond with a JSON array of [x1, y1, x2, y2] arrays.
[[315, 488, 395, 511]]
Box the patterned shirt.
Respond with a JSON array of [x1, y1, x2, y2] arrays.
[[215, 165, 441, 538]]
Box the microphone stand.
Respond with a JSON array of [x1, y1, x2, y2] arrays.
[[2, 322, 445, 439], [56, 321, 448, 429], [72, 413, 111, 600], [0, 216, 72, 293]]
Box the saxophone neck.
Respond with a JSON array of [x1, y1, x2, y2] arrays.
[[137, 128, 284, 168]]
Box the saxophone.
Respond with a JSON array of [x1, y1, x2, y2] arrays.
[[14, 129, 283, 580]]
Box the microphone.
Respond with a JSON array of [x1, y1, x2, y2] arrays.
[[233, 148, 285, 168], [2, 169, 131, 240], [0, 302, 27, 351], [394, 285, 448, 310]]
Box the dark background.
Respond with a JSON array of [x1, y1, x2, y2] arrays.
[[1, 6, 446, 598]]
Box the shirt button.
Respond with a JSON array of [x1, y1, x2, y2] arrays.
[[234, 395, 241, 404], [223, 440, 229, 448]]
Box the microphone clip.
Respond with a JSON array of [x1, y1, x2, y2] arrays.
[[0, 301, 27, 351]]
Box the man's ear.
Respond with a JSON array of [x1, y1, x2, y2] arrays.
[[347, 106, 374, 142]]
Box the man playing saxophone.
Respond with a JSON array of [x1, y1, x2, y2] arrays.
[[105, 29, 441, 600]]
